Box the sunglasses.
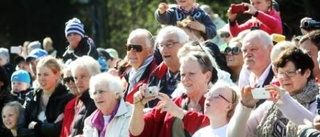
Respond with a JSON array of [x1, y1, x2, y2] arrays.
[[125, 44, 143, 52], [63, 76, 74, 83], [220, 33, 230, 38], [224, 47, 241, 55]]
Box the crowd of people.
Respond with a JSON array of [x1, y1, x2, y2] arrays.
[[1, 0, 320, 137]]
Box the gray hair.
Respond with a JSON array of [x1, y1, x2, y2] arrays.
[[243, 30, 273, 49], [127, 28, 154, 49], [70, 56, 101, 77], [89, 72, 124, 98], [156, 26, 189, 44]]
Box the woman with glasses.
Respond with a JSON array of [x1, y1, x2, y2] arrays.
[[193, 81, 238, 137], [129, 44, 218, 137], [18, 56, 73, 137], [60, 65, 80, 137], [228, 46, 319, 137], [224, 38, 243, 83]]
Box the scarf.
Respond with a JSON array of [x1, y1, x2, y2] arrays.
[[128, 55, 153, 92], [256, 79, 319, 137]]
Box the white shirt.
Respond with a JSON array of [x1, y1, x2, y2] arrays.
[[193, 124, 228, 137]]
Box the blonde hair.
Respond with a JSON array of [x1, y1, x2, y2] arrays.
[[2, 101, 23, 116], [36, 56, 63, 75]]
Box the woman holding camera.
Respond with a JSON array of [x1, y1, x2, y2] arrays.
[[129, 44, 218, 137], [227, 0, 282, 37], [227, 46, 318, 136]]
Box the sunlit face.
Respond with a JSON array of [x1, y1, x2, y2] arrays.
[[277, 61, 310, 95], [11, 81, 29, 93], [2, 106, 19, 130], [180, 59, 211, 97], [158, 33, 182, 68], [37, 66, 59, 91], [126, 35, 152, 70], [251, 0, 271, 13], [226, 42, 243, 68], [91, 84, 118, 115], [66, 33, 82, 49], [299, 39, 320, 75], [63, 70, 79, 96], [0, 57, 7, 66], [73, 67, 91, 94], [242, 36, 271, 71], [204, 86, 233, 119], [176, 0, 195, 8]]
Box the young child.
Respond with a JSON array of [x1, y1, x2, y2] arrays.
[[10, 70, 32, 104], [2, 101, 24, 137], [155, 0, 216, 40]]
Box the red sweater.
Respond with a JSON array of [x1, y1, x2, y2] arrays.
[[130, 95, 210, 137], [230, 9, 282, 37], [60, 97, 77, 137]]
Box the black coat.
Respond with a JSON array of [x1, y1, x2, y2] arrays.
[[18, 83, 73, 137]]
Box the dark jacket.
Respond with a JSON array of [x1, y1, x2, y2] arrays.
[[11, 88, 33, 105], [69, 90, 96, 136], [18, 83, 73, 137], [62, 36, 99, 62], [299, 127, 320, 137]]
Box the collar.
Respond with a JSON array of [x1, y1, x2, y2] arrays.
[[249, 64, 272, 87]]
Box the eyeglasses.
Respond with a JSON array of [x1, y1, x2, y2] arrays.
[[205, 92, 231, 103], [220, 33, 230, 38], [276, 69, 301, 78], [63, 76, 74, 83], [125, 44, 143, 52], [224, 47, 241, 55], [159, 41, 179, 49]]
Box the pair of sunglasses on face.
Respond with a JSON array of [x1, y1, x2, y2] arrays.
[[220, 33, 230, 38], [125, 44, 143, 52], [63, 76, 74, 83], [224, 47, 241, 55]]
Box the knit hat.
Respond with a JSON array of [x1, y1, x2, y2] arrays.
[[65, 18, 85, 37], [11, 70, 31, 84], [28, 41, 41, 52], [26, 49, 48, 62], [0, 48, 9, 62], [106, 48, 119, 59]]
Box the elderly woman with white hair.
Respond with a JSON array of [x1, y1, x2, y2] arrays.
[[82, 72, 132, 137]]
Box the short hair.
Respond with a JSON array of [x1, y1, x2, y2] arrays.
[[89, 72, 124, 98], [43, 37, 53, 45], [37, 56, 63, 75], [156, 26, 189, 44], [274, 46, 314, 80], [128, 28, 154, 49], [70, 56, 101, 77], [209, 80, 239, 121], [299, 30, 320, 50], [243, 30, 273, 49], [270, 41, 293, 63], [2, 101, 23, 116]]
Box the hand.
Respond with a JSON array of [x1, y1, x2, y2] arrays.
[[158, 3, 169, 14], [264, 84, 285, 101], [107, 68, 119, 77], [187, 21, 206, 33], [227, 4, 238, 22], [28, 121, 37, 129], [133, 84, 156, 108], [54, 113, 64, 123], [240, 85, 259, 108], [314, 115, 320, 130], [157, 93, 186, 119], [242, 3, 257, 15]]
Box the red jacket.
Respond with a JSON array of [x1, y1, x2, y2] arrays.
[[130, 95, 210, 137], [230, 9, 282, 37], [60, 97, 77, 137]]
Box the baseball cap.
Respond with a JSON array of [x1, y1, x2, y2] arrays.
[[106, 48, 119, 59], [26, 49, 48, 62], [11, 70, 31, 84], [97, 48, 113, 60]]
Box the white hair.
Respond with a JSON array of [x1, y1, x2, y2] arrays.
[[70, 56, 101, 77], [89, 72, 124, 98], [156, 26, 189, 44], [127, 28, 154, 49]]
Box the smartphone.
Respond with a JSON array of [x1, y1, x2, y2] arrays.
[[231, 4, 247, 14], [145, 86, 159, 97], [10, 46, 21, 54], [251, 88, 270, 99]]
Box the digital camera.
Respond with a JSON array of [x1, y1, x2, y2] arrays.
[[300, 19, 320, 30]]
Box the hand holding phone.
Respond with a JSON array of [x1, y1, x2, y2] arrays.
[[251, 88, 271, 99], [231, 4, 248, 14]]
